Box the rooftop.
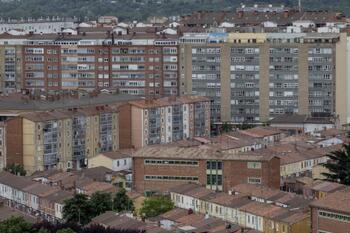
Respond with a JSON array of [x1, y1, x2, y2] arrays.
[[133, 145, 276, 161], [0, 92, 139, 112], [129, 95, 210, 109], [92, 212, 167, 232], [240, 127, 282, 138], [310, 189, 350, 214], [170, 183, 309, 224], [99, 149, 135, 160]]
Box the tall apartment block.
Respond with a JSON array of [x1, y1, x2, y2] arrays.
[[8, 106, 119, 174], [124, 96, 211, 148], [179, 32, 349, 126], [0, 34, 179, 97], [0, 45, 23, 92]]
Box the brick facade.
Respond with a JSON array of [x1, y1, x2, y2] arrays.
[[133, 156, 280, 193], [5, 117, 23, 167]]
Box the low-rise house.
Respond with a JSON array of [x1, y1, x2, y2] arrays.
[[0, 171, 67, 222], [91, 211, 167, 232], [310, 190, 350, 233], [159, 208, 247, 232], [304, 180, 347, 200], [254, 143, 343, 180], [239, 127, 284, 146], [0, 171, 35, 211], [22, 182, 59, 216], [76, 178, 118, 196], [170, 183, 311, 233], [41, 190, 73, 222], [88, 149, 133, 172], [269, 114, 337, 134], [230, 184, 311, 210]]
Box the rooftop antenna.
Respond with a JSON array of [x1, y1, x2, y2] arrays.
[[298, 0, 302, 12]]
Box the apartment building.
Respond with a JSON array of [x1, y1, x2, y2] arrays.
[[0, 45, 23, 93], [7, 106, 119, 174], [127, 96, 211, 148], [310, 190, 350, 233], [170, 183, 310, 233], [179, 32, 349, 126], [132, 145, 280, 193], [0, 20, 77, 34], [0, 33, 179, 97], [0, 122, 5, 170]]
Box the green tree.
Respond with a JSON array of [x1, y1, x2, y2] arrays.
[[5, 164, 26, 176], [113, 188, 134, 212], [90, 191, 113, 217], [139, 196, 174, 218], [0, 216, 34, 233], [56, 228, 76, 233], [221, 122, 232, 133], [322, 143, 350, 185], [63, 193, 92, 225]]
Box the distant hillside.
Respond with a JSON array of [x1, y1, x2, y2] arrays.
[[0, 0, 348, 22]]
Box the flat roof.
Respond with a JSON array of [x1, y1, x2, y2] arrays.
[[133, 145, 276, 161]]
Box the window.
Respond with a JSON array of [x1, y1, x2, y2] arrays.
[[145, 159, 198, 166], [248, 177, 261, 184], [318, 210, 350, 223], [144, 175, 199, 181], [247, 162, 262, 169]]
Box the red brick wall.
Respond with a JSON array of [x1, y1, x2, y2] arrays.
[[118, 103, 132, 149], [133, 157, 281, 193], [267, 157, 281, 189], [5, 117, 23, 167], [222, 158, 280, 192], [133, 157, 207, 193], [311, 207, 350, 233]]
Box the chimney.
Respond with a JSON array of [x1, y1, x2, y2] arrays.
[[283, 10, 289, 18], [238, 11, 244, 18]]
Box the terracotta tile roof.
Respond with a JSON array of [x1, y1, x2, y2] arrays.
[[310, 189, 350, 214], [133, 145, 276, 161], [77, 181, 118, 196], [44, 190, 73, 204], [240, 127, 282, 138], [310, 181, 347, 193], [231, 184, 281, 200], [22, 182, 59, 197], [92, 212, 167, 232], [0, 171, 35, 190], [99, 149, 135, 160], [239, 201, 283, 217]]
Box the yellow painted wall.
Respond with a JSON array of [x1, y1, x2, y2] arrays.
[[228, 33, 267, 43], [88, 154, 113, 170], [22, 119, 38, 174]]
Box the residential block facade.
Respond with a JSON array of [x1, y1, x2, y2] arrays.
[[128, 96, 211, 148], [132, 146, 280, 193], [14, 106, 119, 174], [179, 32, 349, 125], [0, 34, 179, 98]]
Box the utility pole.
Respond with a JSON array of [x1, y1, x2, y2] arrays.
[[298, 0, 302, 12]]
